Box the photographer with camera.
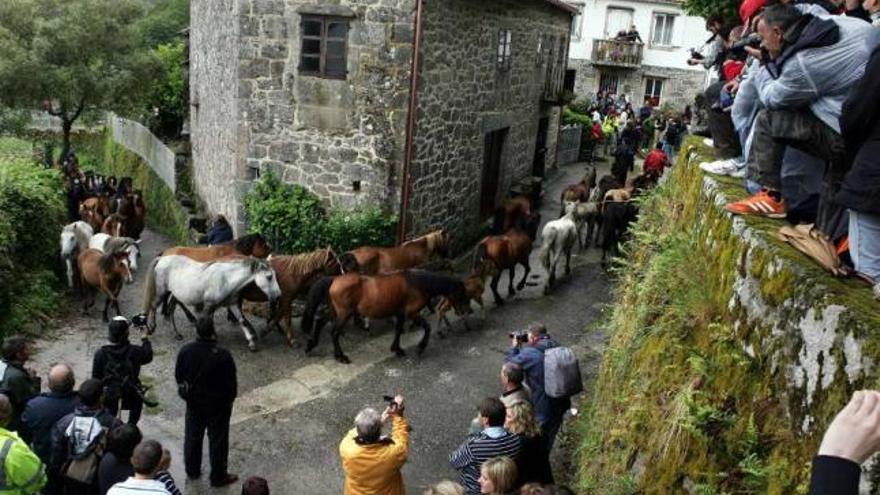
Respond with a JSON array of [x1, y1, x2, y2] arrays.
[[339, 394, 409, 495], [91, 316, 154, 426], [505, 324, 581, 454]]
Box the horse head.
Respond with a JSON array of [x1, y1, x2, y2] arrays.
[[60, 229, 77, 259], [239, 234, 272, 258], [427, 229, 450, 258], [121, 238, 141, 272], [250, 258, 281, 302], [325, 247, 358, 275], [100, 251, 133, 284]]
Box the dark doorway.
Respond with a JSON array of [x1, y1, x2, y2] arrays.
[[564, 69, 576, 93], [481, 128, 508, 219], [532, 117, 549, 178]]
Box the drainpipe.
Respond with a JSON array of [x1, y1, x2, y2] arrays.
[[396, 0, 425, 245]]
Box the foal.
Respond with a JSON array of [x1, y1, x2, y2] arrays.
[[78, 249, 132, 322]]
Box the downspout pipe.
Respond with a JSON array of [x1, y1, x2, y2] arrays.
[[396, 0, 425, 245]]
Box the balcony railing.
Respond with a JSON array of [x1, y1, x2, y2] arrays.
[[591, 39, 644, 68]]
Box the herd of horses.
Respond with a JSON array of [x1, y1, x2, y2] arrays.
[[57, 167, 651, 364]]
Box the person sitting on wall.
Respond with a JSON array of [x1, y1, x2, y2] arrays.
[[198, 215, 234, 245]]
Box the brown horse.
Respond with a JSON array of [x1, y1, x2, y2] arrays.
[[126, 191, 146, 239], [78, 248, 133, 322], [492, 195, 533, 235], [560, 167, 597, 215], [349, 230, 449, 275], [101, 214, 128, 238], [162, 233, 272, 260], [435, 261, 494, 334], [79, 200, 105, 232], [473, 213, 541, 306], [302, 270, 468, 363], [230, 248, 358, 348]]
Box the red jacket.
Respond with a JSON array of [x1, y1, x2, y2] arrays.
[[643, 149, 668, 177]]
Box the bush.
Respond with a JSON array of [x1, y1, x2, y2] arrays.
[[0, 158, 66, 335], [244, 172, 398, 254], [144, 41, 186, 139]]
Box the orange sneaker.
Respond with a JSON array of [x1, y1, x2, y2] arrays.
[[725, 190, 786, 218]]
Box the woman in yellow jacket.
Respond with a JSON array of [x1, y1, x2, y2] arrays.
[[340, 396, 410, 495]]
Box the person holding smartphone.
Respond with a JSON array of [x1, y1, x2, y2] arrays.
[[339, 395, 409, 495]]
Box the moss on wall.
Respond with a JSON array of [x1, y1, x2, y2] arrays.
[[573, 137, 879, 494]]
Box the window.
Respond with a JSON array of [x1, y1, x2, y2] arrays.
[[299, 15, 349, 79], [599, 72, 619, 94], [605, 7, 633, 38], [497, 29, 512, 70], [570, 3, 584, 41], [651, 13, 676, 46], [644, 77, 663, 105]]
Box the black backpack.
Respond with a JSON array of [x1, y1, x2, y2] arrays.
[[101, 347, 135, 407]]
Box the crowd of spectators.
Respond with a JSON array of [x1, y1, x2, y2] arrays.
[[694, 0, 880, 297]]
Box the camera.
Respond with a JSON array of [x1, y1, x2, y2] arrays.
[[729, 33, 761, 56], [509, 331, 529, 344], [383, 395, 401, 413], [131, 313, 148, 329], [689, 49, 705, 60]]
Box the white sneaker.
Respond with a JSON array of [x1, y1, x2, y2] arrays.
[[699, 158, 743, 176], [703, 138, 714, 148]]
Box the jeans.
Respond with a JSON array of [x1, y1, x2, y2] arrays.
[[663, 144, 678, 166], [849, 210, 880, 281], [185, 403, 233, 483]]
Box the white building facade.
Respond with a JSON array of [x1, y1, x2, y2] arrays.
[[567, 0, 710, 110]]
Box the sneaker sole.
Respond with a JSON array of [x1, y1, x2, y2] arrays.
[[725, 207, 786, 219]]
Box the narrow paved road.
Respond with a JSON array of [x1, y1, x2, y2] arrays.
[[33, 160, 615, 494]]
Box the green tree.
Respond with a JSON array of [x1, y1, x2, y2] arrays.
[[682, 0, 739, 23], [146, 41, 186, 138], [136, 0, 189, 48], [0, 0, 162, 159]]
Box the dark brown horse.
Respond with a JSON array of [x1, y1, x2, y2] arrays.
[[435, 261, 494, 334], [162, 233, 272, 260], [127, 191, 146, 239], [349, 230, 449, 275], [302, 270, 468, 364], [492, 195, 533, 235], [560, 167, 597, 215], [101, 214, 128, 238], [473, 213, 540, 306], [78, 248, 133, 322]]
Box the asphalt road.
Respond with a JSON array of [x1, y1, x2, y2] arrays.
[[32, 159, 615, 494]]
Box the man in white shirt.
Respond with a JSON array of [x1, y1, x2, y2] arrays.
[[107, 440, 171, 495]]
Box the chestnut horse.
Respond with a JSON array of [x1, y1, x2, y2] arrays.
[[560, 167, 597, 216], [231, 248, 358, 348], [78, 248, 133, 322], [491, 195, 533, 235], [162, 233, 272, 260], [79, 200, 105, 232], [435, 261, 494, 334], [302, 270, 469, 363], [349, 230, 449, 275], [473, 213, 541, 306], [101, 214, 128, 238]]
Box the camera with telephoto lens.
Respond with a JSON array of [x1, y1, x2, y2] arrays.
[[509, 330, 529, 344], [383, 395, 401, 412], [729, 33, 761, 56], [689, 49, 705, 60], [131, 313, 148, 328]]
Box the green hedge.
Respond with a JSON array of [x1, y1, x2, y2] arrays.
[[0, 159, 66, 336], [244, 171, 397, 254]]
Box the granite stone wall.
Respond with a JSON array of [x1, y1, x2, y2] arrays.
[[569, 58, 706, 110], [409, 0, 570, 246], [190, 0, 245, 232]]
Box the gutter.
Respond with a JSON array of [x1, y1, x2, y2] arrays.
[[396, 0, 425, 245]]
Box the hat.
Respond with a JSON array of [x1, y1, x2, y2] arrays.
[[108, 316, 130, 343], [740, 0, 766, 26]]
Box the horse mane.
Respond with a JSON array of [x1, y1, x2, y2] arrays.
[[97, 251, 119, 273], [225, 234, 264, 254], [71, 223, 92, 250], [276, 249, 332, 275], [105, 237, 133, 254], [403, 269, 464, 298]]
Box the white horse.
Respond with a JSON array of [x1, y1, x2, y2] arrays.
[[540, 201, 578, 294], [142, 255, 281, 350], [89, 233, 141, 272], [60, 221, 94, 289], [572, 201, 601, 250]]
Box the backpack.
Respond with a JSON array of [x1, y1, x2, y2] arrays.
[[544, 347, 583, 399], [62, 416, 107, 484], [102, 347, 135, 408]]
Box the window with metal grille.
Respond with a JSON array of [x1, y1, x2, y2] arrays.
[[299, 15, 349, 79], [651, 13, 676, 47], [599, 72, 619, 94], [497, 29, 512, 70], [644, 77, 663, 105]]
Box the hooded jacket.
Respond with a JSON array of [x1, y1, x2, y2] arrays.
[[91, 341, 153, 392], [754, 10, 873, 133]]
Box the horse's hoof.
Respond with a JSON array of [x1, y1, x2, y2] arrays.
[[174, 334, 183, 341], [248, 343, 258, 352], [336, 354, 351, 364], [393, 348, 407, 358]]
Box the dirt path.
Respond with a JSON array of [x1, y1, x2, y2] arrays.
[[32, 159, 618, 494]]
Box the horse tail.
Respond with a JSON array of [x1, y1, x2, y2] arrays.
[[142, 256, 161, 314], [302, 276, 334, 335]]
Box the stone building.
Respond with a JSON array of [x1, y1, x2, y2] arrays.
[[190, 0, 575, 246], [566, 0, 708, 110]]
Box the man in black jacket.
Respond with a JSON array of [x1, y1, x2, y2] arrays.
[[92, 317, 154, 425], [836, 29, 880, 296], [175, 318, 238, 488], [0, 336, 41, 437]]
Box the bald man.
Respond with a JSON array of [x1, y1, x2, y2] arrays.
[[22, 364, 78, 464], [0, 393, 47, 494]]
